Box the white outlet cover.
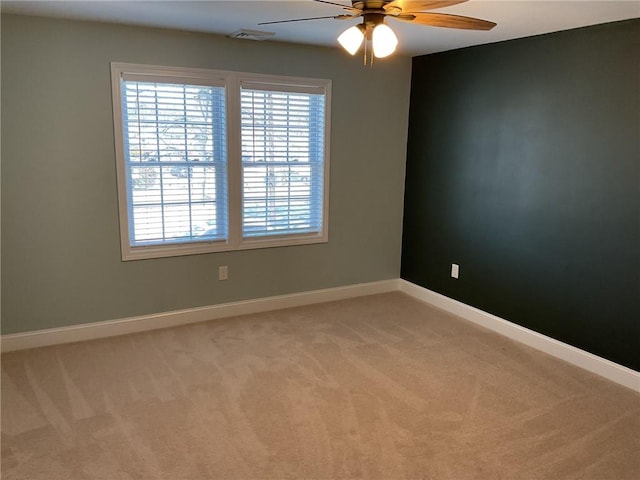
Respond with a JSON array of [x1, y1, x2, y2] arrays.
[[218, 266, 228, 280], [451, 264, 459, 279]]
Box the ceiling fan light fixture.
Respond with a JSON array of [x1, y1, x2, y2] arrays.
[[372, 23, 398, 58], [338, 25, 365, 55], [259, 0, 497, 65]]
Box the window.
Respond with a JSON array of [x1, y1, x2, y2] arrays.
[[240, 84, 325, 238], [111, 63, 330, 260]]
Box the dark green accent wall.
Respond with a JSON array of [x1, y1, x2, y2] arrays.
[[402, 20, 640, 371]]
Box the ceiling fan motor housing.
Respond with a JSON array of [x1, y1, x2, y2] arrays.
[[352, 1, 391, 10], [364, 12, 386, 28], [355, 1, 401, 26]]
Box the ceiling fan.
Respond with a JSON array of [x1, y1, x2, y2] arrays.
[[259, 1, 497, 63]]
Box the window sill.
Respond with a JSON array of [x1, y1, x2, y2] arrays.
[[121, 232, 329, 261]]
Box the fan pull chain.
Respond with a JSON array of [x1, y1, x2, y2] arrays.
[[363, 25, 374, 67], [363, 36, 367, 66]]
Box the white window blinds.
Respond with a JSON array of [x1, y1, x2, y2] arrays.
[[113, 63, 330, 260], [240, 85, 326, 238], [121, 79, 227, 246]]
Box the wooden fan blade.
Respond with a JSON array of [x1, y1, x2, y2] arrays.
[[259, 15, 355, 25], [384, 1, 468, 12], [394, 12, 496, 30]]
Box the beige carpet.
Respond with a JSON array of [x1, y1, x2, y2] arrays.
[[2, 292, 639, 479]]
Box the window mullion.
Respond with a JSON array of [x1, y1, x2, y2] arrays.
[[226, 75, 243, 247]]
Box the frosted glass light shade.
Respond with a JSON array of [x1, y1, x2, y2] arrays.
[[338, 26, 365, 55], [372, 24, 398, 58]]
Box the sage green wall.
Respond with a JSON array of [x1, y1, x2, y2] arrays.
[[1, 15, 411, 334]]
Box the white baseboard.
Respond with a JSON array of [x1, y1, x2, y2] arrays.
[[3, 277, 637, 393], [0, 279, 399, 353], [399, 279, 640, 393]]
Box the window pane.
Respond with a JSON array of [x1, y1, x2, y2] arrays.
[[122, 80, 228, 246], [240, 88, 325, 238]]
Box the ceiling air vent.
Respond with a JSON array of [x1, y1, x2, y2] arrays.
[[228, 29, 275, 41]]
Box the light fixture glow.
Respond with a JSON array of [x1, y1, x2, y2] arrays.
[[338, 25, 365, 55], [372, 23, 398, 58]]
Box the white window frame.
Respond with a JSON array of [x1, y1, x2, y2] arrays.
[[111, 63, 331, 261]]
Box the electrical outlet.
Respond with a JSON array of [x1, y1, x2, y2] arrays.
[[218, 265, 228, 281], [451, 263, 459, 279]]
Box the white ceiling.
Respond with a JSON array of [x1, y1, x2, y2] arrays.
[[2, 1, 638, 56]]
